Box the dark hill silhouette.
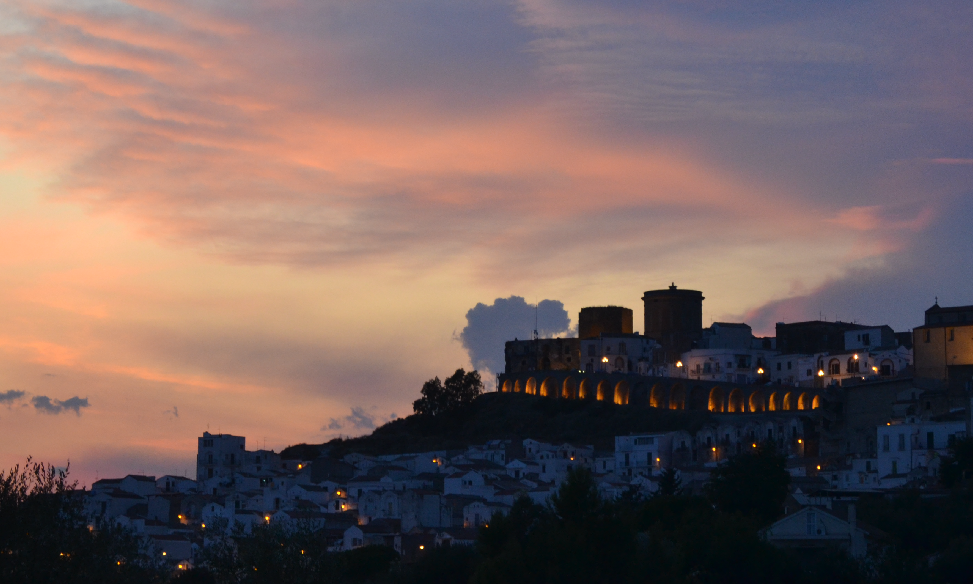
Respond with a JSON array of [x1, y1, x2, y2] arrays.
[[282, 392, 709, 459]]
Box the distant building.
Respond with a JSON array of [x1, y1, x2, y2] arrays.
[[580, 333, 658, 374], [642, 284, 704, 363], [197, 432, 245, 483], [876, 419, 966, 488], [504, 338, 580, 374], [913, 302, 973, 386], [776, 321, 891, 355], [578, 306, 633, 339]]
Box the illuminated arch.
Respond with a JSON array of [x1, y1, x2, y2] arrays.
[[708, 387, 725, 412], [579, 378, 593, 399], [669, 383, 686, 410], [501, 379, 513, 393], [797, 392, 809, 410], [514, 380, 524, 393], [525, 377, 537, 396], [562, 377, 578, 400], [811, 395, 821, 409], [649, 384, 667, 409], [768, 392, 779, 411], [596, 380, 610, 401], [782, 391, 794, 411], [540, 377, 555, 398], [748, 390, 765, 413], [689, 386, 708, 411], [614, 381, 630, 405], [727, 388, 744, 413]]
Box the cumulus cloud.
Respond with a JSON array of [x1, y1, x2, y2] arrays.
[[0, 390, 26, 405], [459, 296, 572, 375], [323, 407, 379, 433], [32, 395, 90, 416]]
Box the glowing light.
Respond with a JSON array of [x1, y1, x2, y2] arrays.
[[872, 366, 878, 372], [711, 447, 716, 452], [854, 354, 859, 360], [265, 515, 271, 522], [752, 443, 757, 448], [757, 368, 764, 375], [816, 465, 821, 470], [818, 370, 825, 377], [676, 361, 683, 368], [797, 439, 802, 444], [419, 545, 424, 550], [297, 464, 303, 470], [201, 524, 206, 529], [602, 357, 609, 363], [162, 551, 167, 556]]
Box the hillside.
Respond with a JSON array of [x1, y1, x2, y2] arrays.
[[282, 392, 711, 459]]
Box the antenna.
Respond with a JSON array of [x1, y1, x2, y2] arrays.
[[533, 300, 539, 341]]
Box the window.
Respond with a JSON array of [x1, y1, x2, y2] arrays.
[[606, 346, 611, 354], [883, 435, 890, 452], [862, 333, 871, 346], [949, 329, 955, 341], [927, 432, 935, 449], [892, 461, 898, 475], [829, 360, 840, 375], [703, 362, 711, 374], [866, 460, 872, 471], [806, 369, 812, 377], [924, 330, 931, 343], [776, 363, 781, 371], [619, 342, 627, 355], [898, 434, 905, 451], [787, 361, 792, 370], [634, 437, 655, 446]]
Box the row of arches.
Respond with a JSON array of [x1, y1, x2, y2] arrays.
[[649, 384, 820, 413], [500, 375, 822, 413], [502, 377, 631, 405]]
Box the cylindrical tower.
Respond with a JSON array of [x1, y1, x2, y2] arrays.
[[642, 284, 704, 362], [578, 306, 633, 340]]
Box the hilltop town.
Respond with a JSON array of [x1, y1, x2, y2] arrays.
[[78, 285, 973, 572]]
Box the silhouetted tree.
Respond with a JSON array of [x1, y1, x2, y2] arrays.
[[706, 440, 790, 524], [0, 458, 163, 584], [940, 437, 973, 489], [653, 468, 683, 498], [413, 369, 483, 417]]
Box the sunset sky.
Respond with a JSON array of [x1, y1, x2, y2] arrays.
[[1, 0, 971, 486]]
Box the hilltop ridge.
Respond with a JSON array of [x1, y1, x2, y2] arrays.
[[282, 391, 710, 459]]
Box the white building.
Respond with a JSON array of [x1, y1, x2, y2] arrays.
[[681, 348, 776, 385], [615, 434, 665, 477], [197, 432, 246, 482], [876, 420, 966, 487]]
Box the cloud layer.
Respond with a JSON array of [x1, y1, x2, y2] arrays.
[[0, 0, 971, 485]]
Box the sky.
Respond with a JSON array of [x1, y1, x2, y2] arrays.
[[0, 0, 971, 486]]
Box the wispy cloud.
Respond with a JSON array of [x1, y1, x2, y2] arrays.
[[0, 389, 26, 405], [32, 395, 90, 416]]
